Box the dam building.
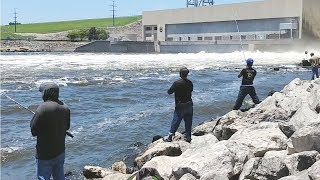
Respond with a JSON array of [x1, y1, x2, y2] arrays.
[[142, 0, 320, 52]]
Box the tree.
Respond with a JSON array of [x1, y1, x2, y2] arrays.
[[88, 27, 97, 41]]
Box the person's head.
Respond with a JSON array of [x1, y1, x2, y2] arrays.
[[179, 67, 189, 79], [310, 52, 314, 57], [39, 82, 59, 102], [305, 51, 308, 55], [246, 58, 254, 67]]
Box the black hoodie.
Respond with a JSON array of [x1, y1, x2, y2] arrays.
[[30, 83, 70, 160]]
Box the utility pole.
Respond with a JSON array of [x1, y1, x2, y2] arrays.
[[110, 1, 116, 26], [14, 9, 17, 32]]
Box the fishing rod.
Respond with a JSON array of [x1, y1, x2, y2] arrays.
[[1, 93, 74, 138], [233, 8, 246, 61]]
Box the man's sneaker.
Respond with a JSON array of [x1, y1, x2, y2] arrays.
[[184, 137, 191, 143], [163, 135, 173, 142]]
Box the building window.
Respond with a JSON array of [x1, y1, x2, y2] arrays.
[[215, 36, 222, 40], [204, 36, 213, 40], [145, 27, 152, 31], [154, 27, 157, 30], [197, 36, 203, 41], [145, 33, 152, 37], [241, 35, 246, 40], [167, 37, 173, 41]]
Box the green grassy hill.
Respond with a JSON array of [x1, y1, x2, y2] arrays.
[[0, 15, 141, 39]]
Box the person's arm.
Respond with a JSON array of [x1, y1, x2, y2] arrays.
[[30, 109, 42, 136], [238, 69, 244, 78], [167, 82, 176, 94]]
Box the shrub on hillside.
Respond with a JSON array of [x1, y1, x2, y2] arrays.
[[78, 29, 88, 41], [96, 29, 109, 40], [67, 30, 79, 42], [67, 28, 109, 41]]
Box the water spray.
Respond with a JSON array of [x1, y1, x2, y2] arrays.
[[1, 93, 74, 138]]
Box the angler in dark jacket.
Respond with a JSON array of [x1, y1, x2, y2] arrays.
[[163, 67, 193, 143], [30, 82, 70, 180]]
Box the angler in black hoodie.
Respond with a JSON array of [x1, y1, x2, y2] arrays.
[[163, 67, 193, 143], [30, 82, 70, 180]]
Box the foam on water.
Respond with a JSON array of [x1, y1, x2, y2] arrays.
[[0, 51, 314, 72]]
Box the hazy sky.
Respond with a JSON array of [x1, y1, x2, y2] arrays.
[[1, 0, 257, 25]]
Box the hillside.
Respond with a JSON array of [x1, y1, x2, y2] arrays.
[[0, 16, 142, 40]]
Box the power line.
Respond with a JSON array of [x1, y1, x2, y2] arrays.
[[110, 1, 116, 26], [13, 9, 17, 32]]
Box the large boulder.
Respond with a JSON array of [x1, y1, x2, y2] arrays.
[[134, 133, 190, 168], [289, 122, 320, 154], [142, 156, 179, 179], [228, 122, 288, 157], [284, 151, 319, 174], [239, 151, 289, 180]]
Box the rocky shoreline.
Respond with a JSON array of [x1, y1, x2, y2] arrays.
[[0, 40, 89, 52], [83, 78, 320, 180]]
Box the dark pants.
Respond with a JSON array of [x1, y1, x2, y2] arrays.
[[233, 86, 260, 110], [311, 67, 319, 80], [169, 102, 193, 141]]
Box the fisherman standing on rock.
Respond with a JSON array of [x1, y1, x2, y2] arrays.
[[163, 67, 193, 143], [309, 52, 320, 80], [233, 58, 260, 110]]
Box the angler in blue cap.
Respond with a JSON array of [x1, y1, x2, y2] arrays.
[[233, 58, 260, 110]]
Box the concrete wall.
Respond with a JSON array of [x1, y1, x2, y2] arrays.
[[160, 43, 246, 53], [74, 41, 110, 52], [302, 0, 320, 39], [74, 41, 155, 53], [143, 0, 303, 41], [159, 39, 314, 53]]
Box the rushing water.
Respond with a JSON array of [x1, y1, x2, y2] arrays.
[[0, 51, 313, 179]]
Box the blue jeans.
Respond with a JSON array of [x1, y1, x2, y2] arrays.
[[233, 86, 260, 110], [311, 67, 319, 80], [36, 152, 65, 180], [169, 102, 193, 141]]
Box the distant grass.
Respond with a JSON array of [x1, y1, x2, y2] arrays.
[[0, 15, 141, 39]]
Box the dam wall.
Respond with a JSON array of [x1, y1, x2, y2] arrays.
[[302, 0, 320, 39], [74, 41, 155, 53]]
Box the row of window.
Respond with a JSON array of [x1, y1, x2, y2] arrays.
[[145, 26, 157, 31], [165, 33, 294, 41]]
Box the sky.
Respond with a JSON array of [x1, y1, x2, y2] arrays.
[[1, 0, 257, 25]]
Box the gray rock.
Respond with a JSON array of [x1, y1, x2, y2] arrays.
[[278, 170, 310, 180], [239, 151, 289, 180], [279, 123, 296, 138], [308, 160, 320, 180], [112, 161, 128, 174], [83, 165, 113, 178], [284, 151, 319, 174], [289, 122, 320, 153]]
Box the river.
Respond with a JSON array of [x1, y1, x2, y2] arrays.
[[0, 51, 312, 179]]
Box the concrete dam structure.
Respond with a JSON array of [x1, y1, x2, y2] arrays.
[[74, 41, 155, 53], [303, 0, 320, 39]]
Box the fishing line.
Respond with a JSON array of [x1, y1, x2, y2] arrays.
[[1, 93, 74, 138], [233, 8, 246, 61]]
